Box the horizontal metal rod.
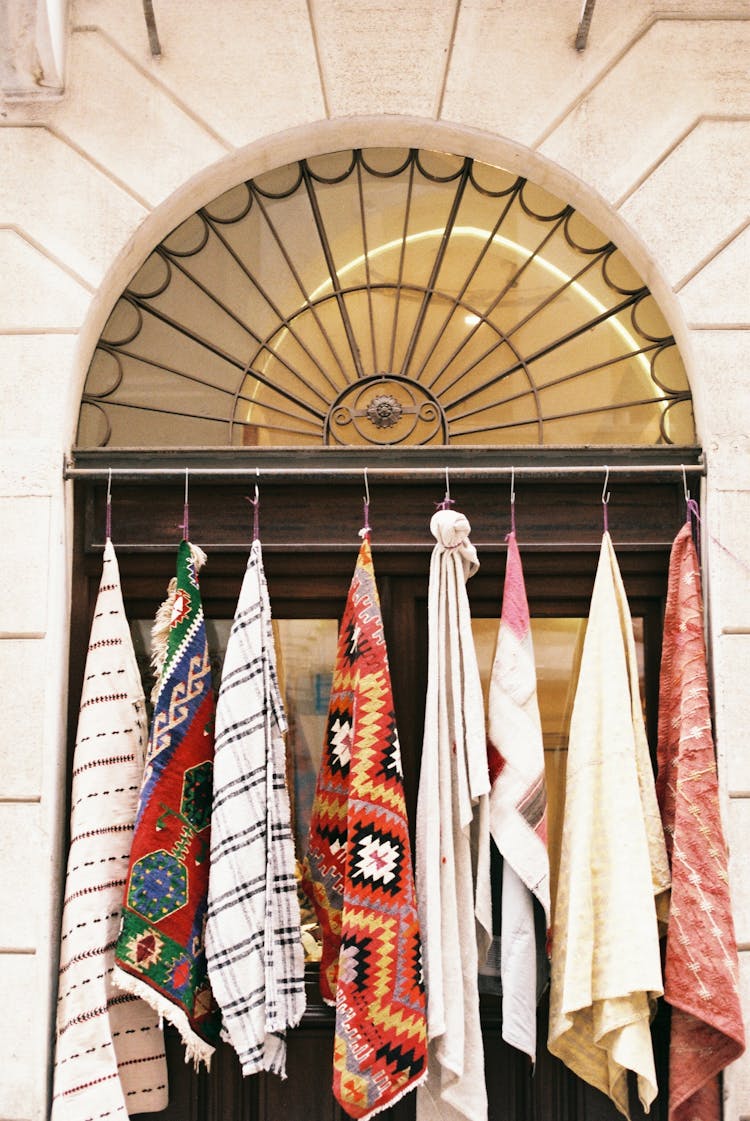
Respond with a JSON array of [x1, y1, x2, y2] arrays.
[[65, 462, 705, 481]]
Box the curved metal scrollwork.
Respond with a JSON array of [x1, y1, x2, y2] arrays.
[[77, 148, 694, 449]]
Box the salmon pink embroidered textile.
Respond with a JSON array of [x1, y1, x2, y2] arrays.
[[657, 520, 745, 1121]]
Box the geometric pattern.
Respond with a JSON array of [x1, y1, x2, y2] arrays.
[[656, 520, 746, 1121], [181, 761, 213, 832], [114, 540, 221, 1066], [128, 850, 188, 922], [204, 536, 305, 1079], [302, 535, 427, 1119]]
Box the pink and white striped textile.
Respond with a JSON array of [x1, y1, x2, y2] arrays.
[[486, 530, 550, 1063]]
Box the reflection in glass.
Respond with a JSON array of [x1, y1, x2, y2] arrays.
[[472, 616, 645, 910]]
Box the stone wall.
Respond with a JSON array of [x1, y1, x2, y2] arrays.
[[0, 2, 748, 1116]]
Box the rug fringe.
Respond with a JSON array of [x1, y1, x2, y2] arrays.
[[150, 576, 177, 701], [358, 1065, 428, 1121], [113, 966, 214, 1071]]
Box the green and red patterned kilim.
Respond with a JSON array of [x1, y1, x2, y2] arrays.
[[302, 536, 427, 1119], [115, 540, 221, 1065]]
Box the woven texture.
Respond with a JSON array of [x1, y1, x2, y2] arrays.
[[656, 521, 745, 1121], [51, 540, 168, 1119], [486, 530, 550, 1063], [549, 532, 670, 1120], [302, 535, 427, 1120], [114, 540, 221, 1067], [205, 538, 306, 1078], [416, 510, 492, 1121]]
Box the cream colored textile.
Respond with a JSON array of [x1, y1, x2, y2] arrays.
[[52, 540, 168, 1120], [548, 532, 670, 1120], [416, 510, 492, 1121]]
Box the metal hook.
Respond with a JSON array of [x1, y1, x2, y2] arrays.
[[681, 463, 689, 503], [601, 465, 610, 534], [435, 466, 456, 511], [181, 467, 190, 540], [105, 467, 113, 539], [509, 465, 516, 535], [360, 467, 372, 538]]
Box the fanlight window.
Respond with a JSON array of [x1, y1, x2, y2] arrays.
[[77, 149, 694, 449]]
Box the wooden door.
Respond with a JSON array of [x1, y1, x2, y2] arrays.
[[69, 472, 685, 1121]]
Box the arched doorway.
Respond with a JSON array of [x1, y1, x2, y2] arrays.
[[67, 147, 702, 1121]]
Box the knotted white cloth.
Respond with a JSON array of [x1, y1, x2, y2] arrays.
[[205, 538, 305, 1077], [51, 539, 168, 1120], [548, 532, 670, 1119], [416, 509, 492, 1121], [486, 530, 550, 1063]]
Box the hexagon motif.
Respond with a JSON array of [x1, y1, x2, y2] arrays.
[[181, 761, 213, 832], [128, 849, 188, 922]]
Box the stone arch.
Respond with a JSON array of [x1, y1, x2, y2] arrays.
[[69, 115, 703, 450]]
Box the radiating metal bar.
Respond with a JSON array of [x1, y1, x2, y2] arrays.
[[122, 295, 326, 420], [356, 160, 379, 373], [412, 178, 523, 383], [91, 346, 324, 434], [81, 396, 322, 438], [453, 394, 684, 438], [155, 250, 331, 409], [502, 245, 612, 340], [200, 213, 341, 398], [301, 162, 364, 378], [387, 156, 415, 375], [250, 184, 350, 384], [448, 341, 668, 423], [425, 208, 571, 393], [400, 159, 472, 377], [444, 289, 647, 413]]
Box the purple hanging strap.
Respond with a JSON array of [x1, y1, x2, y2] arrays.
[[436, 466, 456, 512], [359, 468, 371, 538], [180, 468, 190, 541], [105, 468, 112, 540], [509, 466, 516, 537]]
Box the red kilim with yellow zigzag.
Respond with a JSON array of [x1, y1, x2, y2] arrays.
[[302, 536, 427, 1119]]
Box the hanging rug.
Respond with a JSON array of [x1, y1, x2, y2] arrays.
[[302, 535, 427, 1120], [657, 520, 745, 1121], [114, 539, 221, 1067]]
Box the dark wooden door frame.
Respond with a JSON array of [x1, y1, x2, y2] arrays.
[[67, 470, 692, 1121]]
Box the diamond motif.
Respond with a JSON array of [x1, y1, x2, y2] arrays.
[[350, 823, 403, 895]]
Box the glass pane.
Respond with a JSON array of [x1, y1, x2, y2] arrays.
[[79, 149, 695, 449], [472, 616, 645, 909], [275, 618, 340, 961]]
